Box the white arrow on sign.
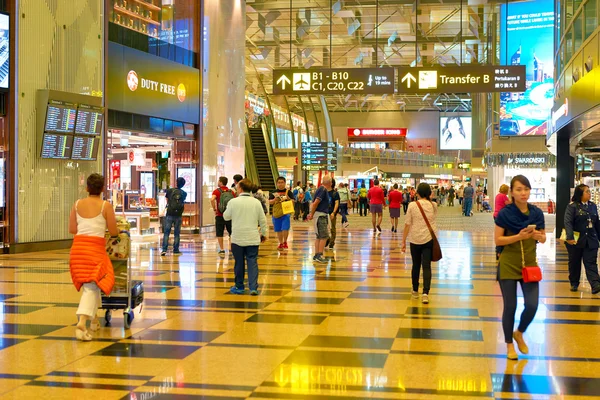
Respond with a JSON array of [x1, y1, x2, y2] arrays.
[[277, 75, 291, 90], [401, 72, 416, 88]]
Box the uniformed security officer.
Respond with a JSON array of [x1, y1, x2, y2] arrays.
[[564, 184, 600, 293]]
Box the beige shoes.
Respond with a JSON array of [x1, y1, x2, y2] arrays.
[[75, 328, 92, 342], [513, 331, 529, 354]]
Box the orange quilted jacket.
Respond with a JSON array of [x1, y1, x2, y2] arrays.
[[69, 235, 114, 295]]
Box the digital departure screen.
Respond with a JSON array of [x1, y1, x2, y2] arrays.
[[75, 104, 104, 136], [40, 133, 73, 159], [71, 136, 100, 161], [45, 100, 77, 133]]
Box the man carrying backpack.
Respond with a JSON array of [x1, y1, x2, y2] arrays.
[[161, 177, 187, 256], [211, 176, 236, 258]]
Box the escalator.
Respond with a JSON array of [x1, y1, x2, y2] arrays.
[[245, 123, 278, 193]]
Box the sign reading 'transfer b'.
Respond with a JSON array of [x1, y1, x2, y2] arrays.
[[273, 68, 395, 95], [397, 65, 526, 93]]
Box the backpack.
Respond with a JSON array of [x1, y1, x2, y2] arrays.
[[304, 190, 312, 202], [218, 188, 234, 213], [167, 188, 185, 216], [254, 193, 268, 214]]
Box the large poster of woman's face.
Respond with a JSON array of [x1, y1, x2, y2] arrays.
[[440, 116, 472, 150]]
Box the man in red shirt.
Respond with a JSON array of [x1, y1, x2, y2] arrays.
[[211, 176, 236, 258], [368, 179, 386, 235]]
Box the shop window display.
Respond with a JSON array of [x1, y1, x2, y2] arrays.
[[110, 0, 199, 56]]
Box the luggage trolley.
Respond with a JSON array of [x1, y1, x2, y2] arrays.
[[101, 218, 144, 329]]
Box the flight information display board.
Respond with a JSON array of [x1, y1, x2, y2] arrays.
[[75, 104, 104, 136], [40, 133, 73, 159], [301, 142, 337, 171], [273, 68, 395, 95], [71, 136, 100, 161], [44, 100, 77, 133]]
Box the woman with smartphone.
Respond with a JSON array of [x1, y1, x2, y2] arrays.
[[564, 184, 600, 294], [494, 175, 546, 360]]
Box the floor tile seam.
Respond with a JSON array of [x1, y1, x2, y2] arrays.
[[258, 381, 495, 398], [143, 306, 256, 314], [24, 379, 138, 391], [140, 380, 257, 392], [389, 349, 600, 362]]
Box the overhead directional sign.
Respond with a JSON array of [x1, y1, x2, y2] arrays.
[[458, 162, 471, 169], [273, 68, 395, 95], [301, 142, 338, 171], [397, 66, 526, 93]]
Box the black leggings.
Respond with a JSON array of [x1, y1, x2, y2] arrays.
[[498, 279, 539, 343], [410, 240, 433, 294]]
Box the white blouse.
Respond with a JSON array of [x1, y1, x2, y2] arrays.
[[405, 199, 438, 245]]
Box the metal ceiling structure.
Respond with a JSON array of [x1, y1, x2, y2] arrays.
[[245, 0, 510, 114]]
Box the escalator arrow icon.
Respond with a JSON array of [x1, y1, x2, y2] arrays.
[[401, 72, 416, 88], [277, 75, 291, 90]]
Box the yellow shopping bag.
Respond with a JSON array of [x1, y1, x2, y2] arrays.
[[273, 200, 294, 218]]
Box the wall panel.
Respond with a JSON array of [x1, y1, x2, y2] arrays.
[[17, 0, 103, 243]]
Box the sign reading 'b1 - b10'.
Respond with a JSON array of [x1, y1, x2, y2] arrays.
[[273, 68, 395, 95]]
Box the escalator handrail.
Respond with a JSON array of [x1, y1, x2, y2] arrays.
[[260, 121, 279, 186], [244, 121, 260, 185]]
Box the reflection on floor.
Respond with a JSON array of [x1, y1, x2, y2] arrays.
[[0, 206, 598, 400]]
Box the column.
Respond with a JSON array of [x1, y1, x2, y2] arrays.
[[555, 131, 574, 238]]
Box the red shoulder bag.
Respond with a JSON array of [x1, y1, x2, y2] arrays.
[[520, 240, 542, 283]]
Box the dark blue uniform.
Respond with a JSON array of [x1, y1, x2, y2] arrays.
[[564, 201, 600, 291]]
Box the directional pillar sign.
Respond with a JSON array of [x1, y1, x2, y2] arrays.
[[273, 68, 395, 95], [397, 66, 526, 93]]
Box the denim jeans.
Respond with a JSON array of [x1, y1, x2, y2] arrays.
[[339, 203, 348, 224], [231, 244, 259, 291], [162, 215, 182, 252], [463, 198, 473, 216]]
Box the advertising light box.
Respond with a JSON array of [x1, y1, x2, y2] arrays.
[[107, 42, 200, 124], [348, 128, 407, 138], [440, 116, 472, 150], [500, 1, 555, 136], [0, 13, 9, 91]]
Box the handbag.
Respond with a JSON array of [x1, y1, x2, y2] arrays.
[[520, 240, 542, 283], [273, 200, 294, 218], [415, 201, 443, 262]]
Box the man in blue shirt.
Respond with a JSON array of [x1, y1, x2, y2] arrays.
[[308, 176, 332, 263], [463, 182, 475, 217]]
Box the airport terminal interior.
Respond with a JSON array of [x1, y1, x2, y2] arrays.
[[1, 0, 600, 398]]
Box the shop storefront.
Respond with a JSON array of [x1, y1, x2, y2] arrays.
[[106, 40, 200, 240], [347, 128, 407, 150], [245, 92, 318, 148], [485, 153, 556, 212]]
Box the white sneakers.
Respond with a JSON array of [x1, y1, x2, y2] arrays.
[[412, 291, 430, 304]]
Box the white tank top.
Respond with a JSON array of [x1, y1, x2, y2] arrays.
[[76, 200, 107, 238]]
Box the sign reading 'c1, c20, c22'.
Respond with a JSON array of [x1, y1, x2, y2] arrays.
[[107, 42, 200, 124], [272, 68, 395, 95]]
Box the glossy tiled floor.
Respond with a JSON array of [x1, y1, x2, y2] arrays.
[[1, 206, 599, 399]]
